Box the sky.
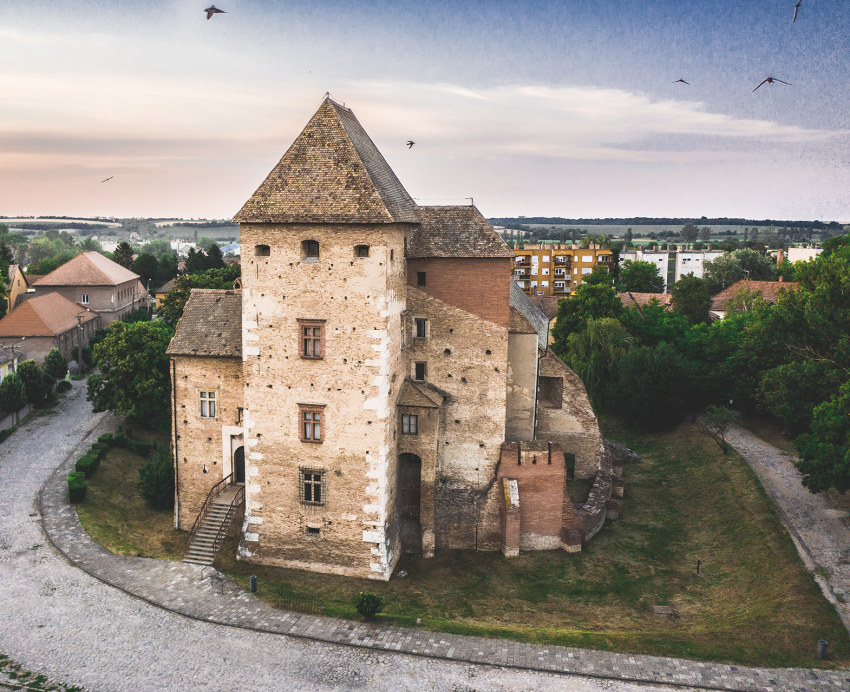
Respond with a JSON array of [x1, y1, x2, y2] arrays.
[[1, 0, 848, 221]]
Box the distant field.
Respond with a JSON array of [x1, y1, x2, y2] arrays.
[[520, 224, 753, 237]]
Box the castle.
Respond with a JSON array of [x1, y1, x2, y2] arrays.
[[167, 97, 625, 580]]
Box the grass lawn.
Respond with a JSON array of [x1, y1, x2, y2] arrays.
[[77, 416, 850, 668]]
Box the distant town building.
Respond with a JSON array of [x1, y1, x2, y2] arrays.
[[512, 243, 613, 296], [6, 265, 31, 316], [709, 279, 798, 319], [787, 246, 823, 263], [619, 248, 725, 292], [100, 241, 119, 253], [152, 278, 175, 311], [170, 240, 197, 255]]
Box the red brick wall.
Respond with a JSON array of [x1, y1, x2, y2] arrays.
[[496, 442, 565, 538], [406, 257, 512, 329]]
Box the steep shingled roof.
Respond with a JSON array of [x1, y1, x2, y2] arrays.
[[166, 289, 242, 357], [32, 252, 139, 287], [232, 98, 418, 224], [0, 292, 98, 337], [509, 281, 549, 350], [710, 279, 798, 312], [154, 278, 175, 294], [398, 380, 442, 408], [407, 206, 515, 258]]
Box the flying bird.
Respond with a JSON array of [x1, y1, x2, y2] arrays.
[[204, 5, 226, 20], [406, 141, 415, 149], [752, 77, 791, 92], [101, 176, 113, 183], [793, 0, 802, 23], [673, 79, 690, 85]]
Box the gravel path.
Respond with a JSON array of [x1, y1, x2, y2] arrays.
[[726, 427, 850, 633], [1, 382, 847, 691]]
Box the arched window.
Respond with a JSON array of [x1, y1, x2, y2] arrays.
[[254, 244, 270, 257], [354, 245, 370, 258], [302, 240, 320, 259]]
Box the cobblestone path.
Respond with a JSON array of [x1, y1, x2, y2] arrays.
[[726, 427, 850, 633], [2, 382, 848, 691]]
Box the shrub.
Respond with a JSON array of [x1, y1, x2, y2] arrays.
[[138, 451, 174, 509], [353, 592, 384, 621], [43, 349, 69, 381], [17, 361, 52, 407], [97, 433, 114, 445], [90, 443, 107, 460], [56, 380, 72, 393], [68, 472, 87, 503], [0, 372, 27, 418], [74, 454, 99, 478]]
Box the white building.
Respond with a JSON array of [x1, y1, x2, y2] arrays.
[[619, 249, 725, 291], [100, 241, 119, 253], [170, 239, 197, 255], [788, 246, 822, 263]]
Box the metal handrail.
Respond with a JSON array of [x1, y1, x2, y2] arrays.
[[185, 473, 233, 545], [210, 485, 245, 559]]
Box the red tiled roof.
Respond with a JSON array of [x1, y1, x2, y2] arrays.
[[710, 280, 798, 311], [32, 252, 139, 287], [0, 292, 98, 337], [617, 292, 672, 311]]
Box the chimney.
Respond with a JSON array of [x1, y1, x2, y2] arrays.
[[778, 276, 784, 282], [777, 248, 784, 266]]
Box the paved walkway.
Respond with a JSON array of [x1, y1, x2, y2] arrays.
[[726, 427, 850, 633], [2, 382, 848, 690]]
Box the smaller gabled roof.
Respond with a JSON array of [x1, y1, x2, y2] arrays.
[[32, 252, 139, 287], [408, 206, 515, 259], [0, 292, 98, 337], [509, 306, 537, 334], [166, 289, 242, 358], [710, 279, 798, 312], [154, 278, 176, 294], [8, 265, 27, 287], [24, 275, 44, 285], [617, 292, 672, 313], [531, 294, 561, 321], [0, 345, 21, 365], [398, 380, 442, 409]]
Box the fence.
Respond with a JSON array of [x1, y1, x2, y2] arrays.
[[272, 586, 323, 615]]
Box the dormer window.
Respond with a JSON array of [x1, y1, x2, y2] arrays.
[[354, 245, 370, 258], [254, 244, 271, 257], [302, 240, 320, 259]]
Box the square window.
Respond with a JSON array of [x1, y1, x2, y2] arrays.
[[415, 318, 426, 339], [199, 391, 216, 418], [299, 404, 325, 443], [298, 320, 325, 359], [402, 414, 418, 435], [414, 362, 426, 381], [300, 468, 325, 505], [417, 272, 426, 287]]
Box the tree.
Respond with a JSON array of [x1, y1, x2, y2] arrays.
[[206, 243, 225, 269], [0, 373, 27, 423], [698, 226, 711, 243], [132, 253, 160, 286], [670, 274, 710, 325], [550, 282, 623, 357], [621, 298, 690, 348], [702, 249, 774, 295], [566, 317, 633, 409], [581, 266, 614, 287], [724, 284, 767, 316], [624, 228, 633, 244], [157, 265, 241, 327], [114, 242, 134, 269], [618, 260, 664, 293], [138, 450, 175, 509], [43, 349, 69, 381], [608, 344, 693, 430], [680, 223, 699, 244], [757, 361, 845, 435], [795, 381, 850, 493], [701, 405, 736, 455], [16, 360, 52, 407], [86, 320, 175, 431]]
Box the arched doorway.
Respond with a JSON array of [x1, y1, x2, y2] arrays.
[[234, 446, 245, 484], [398, 453, 422, 554]]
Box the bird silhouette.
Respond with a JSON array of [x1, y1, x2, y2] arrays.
[[204, 5, 226, 20], [406, 141, 415, 149], [752, 77, 791, 92], [101, 176, 113, 183], [673, 79, 690, 85], [793, 0, 802, 23]]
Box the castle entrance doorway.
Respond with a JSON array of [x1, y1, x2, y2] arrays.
[[234, 446, 245, 484], [398, 453, 422, 554]]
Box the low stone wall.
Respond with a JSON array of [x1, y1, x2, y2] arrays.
[[576, 439, 636, 541], [0, 404, 33, 432]]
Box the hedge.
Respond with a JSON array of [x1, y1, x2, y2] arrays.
[[74, 453, 99, 478], [112, 432, 154, 457], [68, 472, 87, 503], [97, 433, 113, 445], [90, 443, 107, 460]]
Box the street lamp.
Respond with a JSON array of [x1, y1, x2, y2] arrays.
[[76, 315, 83, 373]]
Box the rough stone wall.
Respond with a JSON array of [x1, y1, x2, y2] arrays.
[[237, 223, 410, 580], [405, 284, 509, 551], [535, 350, 604, 480], [405, 257, 512, 329], [505, 332, 538, 442], [171, 355, 243, 530]]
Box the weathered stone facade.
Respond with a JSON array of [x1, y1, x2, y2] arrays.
[[168, 96, 627, 581]]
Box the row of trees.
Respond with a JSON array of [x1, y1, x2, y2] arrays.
[[0, 350, 69, 423], [551, 233, 850, 494]]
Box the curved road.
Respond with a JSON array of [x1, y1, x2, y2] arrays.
[[0, 381, 689, 692]]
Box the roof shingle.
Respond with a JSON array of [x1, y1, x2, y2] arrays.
[[710, 280, 798, 311], [408, 206, 514, 258], [166, 289, 242, 357], [232, 98, 418, 225], [33, 252, 139, 287], [0, 293, 98, 337]]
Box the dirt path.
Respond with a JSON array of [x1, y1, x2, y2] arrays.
[[726, 426, 850, 633]]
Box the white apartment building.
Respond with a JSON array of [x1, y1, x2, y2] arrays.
[[619, 249, 725, 291], [787, 246, 822, 263]]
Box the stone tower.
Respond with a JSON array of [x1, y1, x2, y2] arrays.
[[231, 97, 419, 580]]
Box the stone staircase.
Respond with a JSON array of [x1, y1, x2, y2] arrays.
[[183, 484, 243, 566]]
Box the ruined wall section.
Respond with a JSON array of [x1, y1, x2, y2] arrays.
[[506, 331, 538, 441], [172, 355, 243, 530], [535, 350, 604, 479], [405, 284, 509, 551], [237, 223, 410, 580]]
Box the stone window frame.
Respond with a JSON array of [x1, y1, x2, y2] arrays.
[[401, 413, 418, 435], [354, 244, 370, 258], [297, 318, 326, 360], [413, 317, 428, 340], [413, 361, 427, 382], [299, 466, 326, 505], [254, 244, 271, 257], [302, 239, 320, 259], [298, 403, 326, 444], [197, 388, 219, 419]]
